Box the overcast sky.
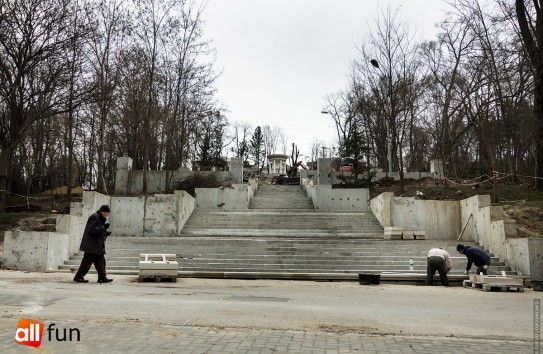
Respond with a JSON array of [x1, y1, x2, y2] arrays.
[[199, 0, 448, 159]]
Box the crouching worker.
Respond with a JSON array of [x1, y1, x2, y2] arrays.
[[73, 205, 113, 284], [456, 244, 491, 275], [426, 247, 452, 286]]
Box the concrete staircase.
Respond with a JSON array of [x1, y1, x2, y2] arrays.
[[249, 184, 314, 209], [59, 184, 512, 282]]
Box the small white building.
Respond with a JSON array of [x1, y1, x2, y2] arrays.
[[267, 154, 289, 175]]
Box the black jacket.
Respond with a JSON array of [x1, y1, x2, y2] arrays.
[[79, 211, 108, 255], [464, 246, 491, 271]]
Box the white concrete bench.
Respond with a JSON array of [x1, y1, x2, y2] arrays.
[[138, 254, 178, 282]]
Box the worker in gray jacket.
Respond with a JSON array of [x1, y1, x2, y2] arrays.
[[426, 248, 452, 286], [456, 244, 491, 275]]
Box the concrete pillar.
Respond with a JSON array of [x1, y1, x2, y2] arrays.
[[430, 159, 444, 179], [317, 158, 332, 185], [228, 157, 243, 183], [115, 157, 133, 194]]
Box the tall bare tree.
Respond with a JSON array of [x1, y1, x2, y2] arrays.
[[84, 0, 129, 193], [0, 0, 77, 210], [515, 0, 543, 189]]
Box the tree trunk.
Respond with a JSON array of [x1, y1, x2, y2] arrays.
[[515, 0, 543, 189], [0, 149, 13, 211]]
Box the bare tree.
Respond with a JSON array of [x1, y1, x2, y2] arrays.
[[0, 0, 77, 210], [515, 0, 543, 189], [351, 6, 422, 191], [420, 16, 476, 178], [84, 0, 129, 193]]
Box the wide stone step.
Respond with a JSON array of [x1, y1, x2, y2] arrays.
[[64, 259, 505, 269], [59, 264, 511, 275], [179, 230, 383, 238]]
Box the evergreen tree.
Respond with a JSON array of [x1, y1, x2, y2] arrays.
[[250, 126, 266, 172], [338, 123, 373, 187]]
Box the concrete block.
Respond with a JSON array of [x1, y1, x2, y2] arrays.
[[139, 254, 178, 278], [2, 231, 71, 272], [384, 227, 403, 240], [384, 227, 403, 232], [414, 232, 427, 240], [402, 231, 414, 240], [474, 275, 523, 286], [383, 233, 402, 240]]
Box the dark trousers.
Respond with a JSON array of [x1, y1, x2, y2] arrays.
[[426, 256, 449, 286], [476, 263, 491, 275], [76, 252, 107, 279]]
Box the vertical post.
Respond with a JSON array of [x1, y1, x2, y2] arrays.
[[535, 299, 541, 354]]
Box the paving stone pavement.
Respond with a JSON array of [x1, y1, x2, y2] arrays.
[[0, 271, 541, 353], [0, 321, 536, 353]]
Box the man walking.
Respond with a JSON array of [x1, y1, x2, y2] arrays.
[[426, 247, 452, 286], [456, 244, 491, 275], [73, 204, 113, 283]]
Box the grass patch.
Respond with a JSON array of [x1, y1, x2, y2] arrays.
[[0, 213, 32, 232]]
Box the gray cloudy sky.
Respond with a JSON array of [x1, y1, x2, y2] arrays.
[[200, 0, 447, 158]]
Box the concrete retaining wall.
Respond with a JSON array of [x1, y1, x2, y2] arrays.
[[195, 184, 253, 209], [390, 197, 461, 240], [110, 196, 145, 236], [370, 193, 515, 246], [314, 185, 369, 211], [2, 190, 198, 272], [505, 238, 543, 279], [370, 191, 527, 274], [370, 192, 393, 228], [2, 232, 71, 272], [456, 195, 516, 261], [371, 193, 460, 240], [106, 192, 195, 237], [302, 181, 370, 211], [175, 190, 195, 232], [505, 238, 530, 276]]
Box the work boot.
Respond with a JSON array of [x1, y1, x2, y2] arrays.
[[98, 277, 113, 284], [73, 276, 89, 283]]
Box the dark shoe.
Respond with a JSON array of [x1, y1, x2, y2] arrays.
[[73, 276, 89, 283], [98, 277, 113, 284]]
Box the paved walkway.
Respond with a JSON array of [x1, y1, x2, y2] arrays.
[[0, 271, 540, 353], [0, 322, 535, 353]]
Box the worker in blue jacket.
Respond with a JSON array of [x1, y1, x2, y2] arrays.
[[456, 244, 491, 275]]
